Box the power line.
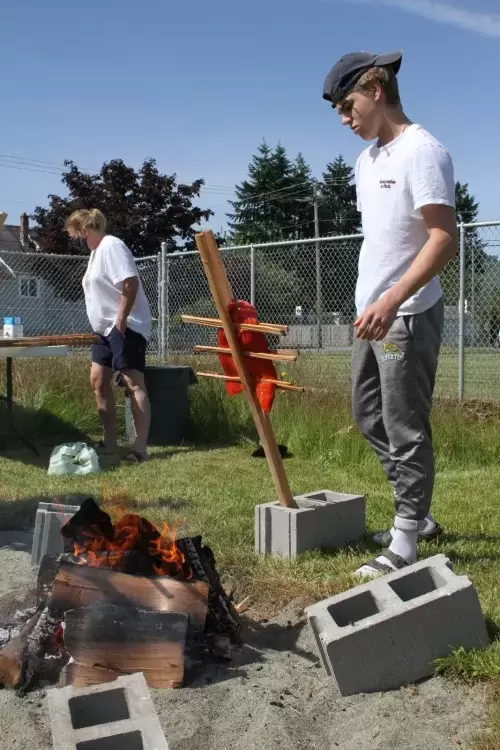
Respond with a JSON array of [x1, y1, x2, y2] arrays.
[[0, 152, 355, 189]]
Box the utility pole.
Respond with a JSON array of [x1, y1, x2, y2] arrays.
[[313, 180, 322, 352]]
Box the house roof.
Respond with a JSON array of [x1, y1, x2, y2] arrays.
[[0, 224, 38, 253]]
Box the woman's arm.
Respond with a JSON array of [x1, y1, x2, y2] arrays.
[[115, 276, 139, 334]]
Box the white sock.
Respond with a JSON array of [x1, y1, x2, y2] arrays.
[[386, 529, 418, 564], [388, 514, 436, 541]]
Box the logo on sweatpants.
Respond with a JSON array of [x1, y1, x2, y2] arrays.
[[381, 342, 404, 362]]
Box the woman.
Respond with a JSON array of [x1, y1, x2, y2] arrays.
[[65, 208, 151, 462]]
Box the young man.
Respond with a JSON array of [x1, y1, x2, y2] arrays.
[[322, 51, 457, 577]]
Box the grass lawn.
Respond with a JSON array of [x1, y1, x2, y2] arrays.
[[1, 352, 500, 748]]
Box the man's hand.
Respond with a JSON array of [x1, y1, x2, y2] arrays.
[[354, 297, 398, 341]]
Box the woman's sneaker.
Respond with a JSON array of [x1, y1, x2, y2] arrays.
[[373, 523, 442, 547]]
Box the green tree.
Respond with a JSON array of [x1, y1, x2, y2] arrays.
[[288, 153, 314, 240], [32, 158, 211, 300], [318, 155, 361, 237], [227, 141, 308, 244]]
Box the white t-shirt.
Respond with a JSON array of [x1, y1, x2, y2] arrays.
[[82, 235, 152, 339], [354, 124, 455, 316]]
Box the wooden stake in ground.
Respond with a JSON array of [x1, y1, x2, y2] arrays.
[[194, 230, 298, 510]]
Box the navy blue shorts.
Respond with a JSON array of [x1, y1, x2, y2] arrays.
[[91, 326, 147, 373]]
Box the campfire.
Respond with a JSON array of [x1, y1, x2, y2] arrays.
[[0, 498, 241, 694]]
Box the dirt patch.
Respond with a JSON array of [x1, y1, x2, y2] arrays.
[[0, 531, 486, 750]]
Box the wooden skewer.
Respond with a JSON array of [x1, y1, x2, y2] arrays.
[[196, 371, 305, 393], [181, 314, 288, 336], [193, 345, 298, 362]]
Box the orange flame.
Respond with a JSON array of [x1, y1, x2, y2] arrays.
[[72, 513, 190, 578], [149, 522, 191, 577]]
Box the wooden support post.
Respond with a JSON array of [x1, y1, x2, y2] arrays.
[[195, 230, 298, 509]]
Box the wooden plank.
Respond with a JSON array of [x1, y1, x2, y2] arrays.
[[49, 561, 209, 631], [65, 663, 183, 689], [196, 371, 304, 393], [180, 314, 288, 336], [193, 345, 298, 362], [63, 603, 187, 689], [0, 334, 99, 348], [194, 230, 297, 509]]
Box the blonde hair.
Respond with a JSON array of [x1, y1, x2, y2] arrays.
[[353, 66, 401, 107], [65, 208, 107, 234]]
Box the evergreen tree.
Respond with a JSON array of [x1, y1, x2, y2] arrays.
[[227, 141, 301, 244], [318, 156, 361, 236], [288, 153, 314, 240]]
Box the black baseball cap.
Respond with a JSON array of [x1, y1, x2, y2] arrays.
[[323, 51, 403, 107]]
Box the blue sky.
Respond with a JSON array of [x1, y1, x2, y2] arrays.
[[1, 0, 499, 234]]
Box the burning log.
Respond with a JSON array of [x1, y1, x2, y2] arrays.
[[49, 561, 209, 633], [61, 498, 194, 579], [0, 604, 66, 692], [0, 496, 241, 694], [63, 602, 188, 689], [0, 610, 40, 688]]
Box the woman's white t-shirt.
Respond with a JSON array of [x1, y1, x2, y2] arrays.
[[354, 124, 456, 317], [82, 235, 152, 340]]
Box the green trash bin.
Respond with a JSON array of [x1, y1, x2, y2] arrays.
[[125, 365, 197, 446]]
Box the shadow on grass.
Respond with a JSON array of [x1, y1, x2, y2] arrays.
[[437, 532, 500, 564], [134, 496, 191, 513], [0, 493, 99, 532], [485, 618, 500, 643], [147, 448, 196, 460], [0, 402, 92, 464], [440, 533, 500, 544], [0, 496, 47, 531]]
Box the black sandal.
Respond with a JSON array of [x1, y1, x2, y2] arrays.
[[355, 549, 410, 578]]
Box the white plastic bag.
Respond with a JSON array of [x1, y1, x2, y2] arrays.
[[48, 442, 100, 476]]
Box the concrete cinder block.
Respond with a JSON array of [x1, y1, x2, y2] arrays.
[[255, 490, 365, 558], [305, 554, 490, 696], [47, 672, 169, 750], [31, 497, 88, 568]]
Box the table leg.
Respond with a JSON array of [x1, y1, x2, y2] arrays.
[[6, 356, 13, 432], [1, 356, 38, 454]]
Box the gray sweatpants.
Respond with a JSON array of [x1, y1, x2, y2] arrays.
[[351, 298, 444, 532]]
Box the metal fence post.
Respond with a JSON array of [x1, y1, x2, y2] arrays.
[[313, 182, 322, 352], [458, 223, 465, 401], [165, 256, 170, 359], [156, 250, 162, 360], [160, 242, 167, 361], [250, 245, 256, 307]]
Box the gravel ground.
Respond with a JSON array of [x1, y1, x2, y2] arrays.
[[0, 529, 486, 750]]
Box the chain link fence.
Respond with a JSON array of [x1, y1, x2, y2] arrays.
[[162, 222, 500, 401], [0, 250, 161, 355], [0, 250, 90, 336], [1, 222, 499, 400], [461, 223, 500, 401]]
